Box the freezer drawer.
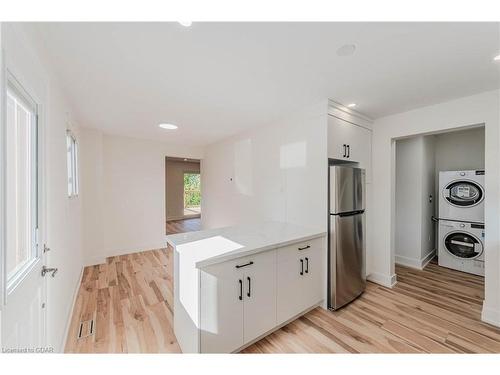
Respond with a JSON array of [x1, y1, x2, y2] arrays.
[[328, 212, 366, 310]]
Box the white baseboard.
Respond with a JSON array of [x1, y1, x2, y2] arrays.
[[84, 242, 167, 266], [167, 213, 201, 221], [60, 265, 84, 352], [482, 302, 500, 328], [367, 272, 397, 288], [395, 250, 436, 270]]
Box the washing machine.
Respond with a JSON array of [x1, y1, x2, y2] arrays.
[[439, 170, 485, 223], [438, 219, 484, 276]]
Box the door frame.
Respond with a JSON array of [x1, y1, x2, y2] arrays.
[[389, 123, 486, 279], [0, 45, 48, 345]]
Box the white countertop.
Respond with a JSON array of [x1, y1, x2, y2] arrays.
[[166, 221, 326, 268]]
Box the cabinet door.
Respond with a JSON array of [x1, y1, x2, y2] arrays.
[[276, 239, 324, 325], [243, 250, 277, 343], [347, 124, 372, 181], [328, 115, 352, 160], [200, 259, 244, 353], [300, 242, 324, 311]]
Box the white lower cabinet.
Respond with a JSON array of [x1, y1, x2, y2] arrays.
[[199, 237, 324, 353], [277, 239, 323, 324], [200, 250, 276, 353]]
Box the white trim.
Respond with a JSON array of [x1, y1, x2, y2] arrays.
[[395, 250, 436, 270], [328, 99, 373, 130], [367, 272, 397, 288], [60, 265, 84, 352], [481, 301, 500, 328], [166, 213, 201, 221], [0, 29, 6, 309], [85, 241, 167, 266]]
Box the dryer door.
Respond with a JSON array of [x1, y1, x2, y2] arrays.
[[443, 180, 484, 207], [444, 231, 483, 259]]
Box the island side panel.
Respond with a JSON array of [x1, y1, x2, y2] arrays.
[[173, 245, 201, 353]]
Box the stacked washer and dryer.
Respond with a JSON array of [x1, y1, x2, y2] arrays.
[[438, 170, 485, 276]]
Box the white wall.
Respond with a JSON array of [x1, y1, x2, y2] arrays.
[[371, 89, 500, 327], [434, 127, 485, 178], [202, 108, 327, 233], [80, 129, 203, 265], [166, 159, 200, 221], [0, 23, 84, 351]]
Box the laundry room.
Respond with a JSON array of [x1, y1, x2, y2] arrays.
[[394, 125, 485, 281]]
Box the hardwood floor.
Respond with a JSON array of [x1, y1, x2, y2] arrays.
[[65, 248, 500, 353], [166, 217, 201, 234]]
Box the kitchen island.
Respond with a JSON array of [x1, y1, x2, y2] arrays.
[[166, 221, 326, 353]]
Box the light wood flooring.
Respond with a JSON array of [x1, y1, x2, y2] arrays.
[[166, 217, 201, 234], [65, 246, 500, 353]]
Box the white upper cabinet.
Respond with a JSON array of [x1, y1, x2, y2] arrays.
[[328, 115, 372, 182]]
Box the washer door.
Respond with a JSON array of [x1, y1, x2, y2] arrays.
[[444, 231, 483, 259], [443, 180, 484, 207]]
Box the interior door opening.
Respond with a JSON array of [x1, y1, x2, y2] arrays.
[[393, 125, 485, 284], [165, 156, 202, 234]]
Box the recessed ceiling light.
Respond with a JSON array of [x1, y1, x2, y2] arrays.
[[178, 21, 192, 27], [494, 54, 500, 61], [336, 44, 356, 57], [347, 103, 357, 108], [159, 123, 178, 130]]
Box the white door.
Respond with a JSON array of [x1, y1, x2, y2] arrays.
[[299, 242, 324, 311], [243, 250, 276, 343], [276, 245, 303, 324], [1, 73, 47, 351], [200, 258, 244, 353]]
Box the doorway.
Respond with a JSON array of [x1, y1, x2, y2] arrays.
[[393, 125, 485, 303], [165, 157, 202, 234]]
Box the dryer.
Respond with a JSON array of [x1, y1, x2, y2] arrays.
[[438, 219, 484, 276], [439, 170, 484, 223]]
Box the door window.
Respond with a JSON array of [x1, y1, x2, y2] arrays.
[[5, 76, 39, 289], [444, 232, 482, 259], [444, 181, 483, 207]]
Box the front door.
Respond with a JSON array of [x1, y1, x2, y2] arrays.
[[1, 72, 47, 352]]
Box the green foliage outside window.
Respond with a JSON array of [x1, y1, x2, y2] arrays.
[[184, 173, 201, 208]]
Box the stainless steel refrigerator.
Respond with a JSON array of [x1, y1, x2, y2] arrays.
[[328, 165, 366, 310]]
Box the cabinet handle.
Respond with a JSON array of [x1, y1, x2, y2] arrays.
[[343, 144, 346, 157], [347, 144, 350, 158], [298, 245, 310, 251], [235, 261, 254, 269], [247, 277, 251, 298], [300, 259, 304, 276], [305, 257, 309, 274], [238, 279, 243, 300]]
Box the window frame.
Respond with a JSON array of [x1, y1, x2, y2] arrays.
[[66, 130, 79, 198], [4, 71, 40, 292]]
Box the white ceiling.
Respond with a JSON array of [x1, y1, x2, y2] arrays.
[[29, 22, 499, 146]]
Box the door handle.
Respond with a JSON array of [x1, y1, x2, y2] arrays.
[[347, 144, 350, 158], [305, 257, 309, 274], [247, 277, 251, 297], [342, 144, 346, 157], [300, 259, 304, 275], [238, 279, 243, 300], [235, 261, 254, 269], [41, 266, 58, 277]]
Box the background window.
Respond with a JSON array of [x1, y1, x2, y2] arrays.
[[183, 172, 201, 215], [66, 131, 79, 197], [5, 77, 39, 284]]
